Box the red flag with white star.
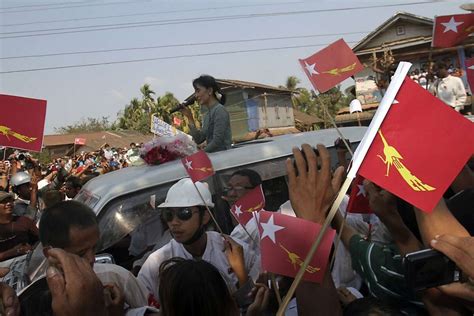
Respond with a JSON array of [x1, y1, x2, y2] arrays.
[[299, 39, 363, 93], [465, 57, 474, 93], [432, 14, 474, 48], [257, 211, 336, 283], [74, 137, 86, 145], [0, 94, 47, 152], [230, 185, 265, 226], [347, 175, 373, 214], [181, 150, 214, 182], [358, 78, 474, 212]]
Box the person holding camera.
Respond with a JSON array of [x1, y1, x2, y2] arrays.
[[180, 75, 232, 153]]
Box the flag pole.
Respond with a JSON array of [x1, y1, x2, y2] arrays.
[[315, 93, 354, 157], [276, 62, 412, 315], [270, 273, 282, 306], [228, 209, 257, 244], [191, 182, 224, 234], [2, 147, 6, 161]]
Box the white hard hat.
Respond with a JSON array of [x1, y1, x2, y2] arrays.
[[159, 178, 214, 208], [10, 171, 31, 187]]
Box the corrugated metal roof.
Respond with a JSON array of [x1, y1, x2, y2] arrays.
[[217, 79, 292, 93], [335, 112, 375, 123], [293, 110, 324, 125]]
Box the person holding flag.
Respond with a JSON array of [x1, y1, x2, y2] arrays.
[[137, 178, 260, 304], [180, 75, 232, 153]]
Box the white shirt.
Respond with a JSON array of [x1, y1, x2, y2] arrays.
[[137, 231, 260, 300], [94, 263, 149, 309], [430, 75, 467, 108], [230, 216, 260, 253]]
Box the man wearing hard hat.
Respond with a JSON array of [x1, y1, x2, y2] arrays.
[[10, 171, 38, 220], [138, 178, 260, 302]]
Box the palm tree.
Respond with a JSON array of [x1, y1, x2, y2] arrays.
[[140, 84, 155, 114], [285, 76, 301, 91]]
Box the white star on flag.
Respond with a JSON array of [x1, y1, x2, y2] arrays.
[[184, 159, 193, 170], [441, 17, 464, 33], [356, 184, 367, 197], [392, 99, 399, 104], [260, 214, 285, 244], [233, 205, 242, 217], [468, 65, 474, 70], [304, 61, 319, 76]]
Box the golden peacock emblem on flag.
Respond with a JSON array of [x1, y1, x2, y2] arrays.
[[0, 125, 37, 143], [377, 130, 436, 192], [279, 243, 320, 273], [322, 62, 357, 76]]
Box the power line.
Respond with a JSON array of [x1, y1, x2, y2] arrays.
[[1, 1, 87, 10], [0, 1, 444, 39], [1, 1, 302, 27], [0, 41, 359, 74], [0, 0, 150, 14], [1, 31, 367, 60]]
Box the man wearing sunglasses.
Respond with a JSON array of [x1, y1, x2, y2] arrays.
[[138, 178, 259, 302], [224, 169, 263, 253]]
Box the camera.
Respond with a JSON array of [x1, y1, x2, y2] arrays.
[[403, 248, 460, 291]]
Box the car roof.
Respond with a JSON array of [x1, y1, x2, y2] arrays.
[[81, 126, 367, 212]]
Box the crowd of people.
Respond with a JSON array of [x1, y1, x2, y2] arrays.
[[0, 134, 473, 315], [0, 74, 473, 315]]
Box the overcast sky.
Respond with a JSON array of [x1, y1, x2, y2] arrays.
[[0, 0, 467, 134]]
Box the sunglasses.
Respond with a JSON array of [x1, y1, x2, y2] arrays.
[[222, 185, 254, 196], [162, 208, 197, 222]]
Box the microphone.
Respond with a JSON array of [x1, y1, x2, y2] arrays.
[[169, 96, 196, 114]]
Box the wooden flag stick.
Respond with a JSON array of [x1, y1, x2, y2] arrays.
[[315, 93, 354, 157], [276, 176, 354, 316], [270, 273, 282, 306], [191, 182, 224, 235], [228, 208, 257, 244]]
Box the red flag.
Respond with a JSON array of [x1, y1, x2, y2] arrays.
[[258, 211, 335, 283], [432, 14, 474, 48], [230, 185, 265, 226], [181, 150, 214, 182], [299, 39, 363, 93], [358, 78, 474, 212], [173, 116, 182, 126], [74, 137, 86, 145], [0, 94, 47, 152], [465, 57, 474, 93], [347, 175, 373, 214]]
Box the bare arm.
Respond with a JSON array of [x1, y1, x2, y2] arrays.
[[415, 198, 469, 247]]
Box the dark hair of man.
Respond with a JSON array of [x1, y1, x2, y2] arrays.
[[65, 176, 82, 189], [41, 189, 62, 208], [39, 200, 97, 248], [192, 75, 227, 105], [343, 297, 403, 316], [159, 258, 239, 316], [230, 169, 262, 188], [436, 62, 448, 70]]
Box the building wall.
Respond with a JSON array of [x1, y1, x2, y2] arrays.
[[261, 94, 294, 128], [362, 22, 432, 49]]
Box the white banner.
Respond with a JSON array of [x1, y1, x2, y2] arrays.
[[150, 115, 189, 138]]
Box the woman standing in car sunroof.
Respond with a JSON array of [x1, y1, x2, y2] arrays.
[[180, 75, 232, 153]]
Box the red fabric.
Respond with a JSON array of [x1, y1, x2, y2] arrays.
[[258, 211, 335, 283], [358, 77, 474, 212], [74, 137, 86, 145], [230, 185, 265, 226], [465, 57, 474, 93], [347, 175, 373, 214], [432, 14, 474, 48], [0, 94, 47, 152], [299, 39, 363, 93], [181, 150, 214, 182]]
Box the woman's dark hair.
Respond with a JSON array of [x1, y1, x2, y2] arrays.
[[158, 257, 239, 316], [192, 75, 226, 105]]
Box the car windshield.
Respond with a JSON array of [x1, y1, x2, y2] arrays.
[[96, 183, 172, 251]]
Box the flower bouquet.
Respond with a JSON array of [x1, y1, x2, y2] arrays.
[[140, 134, 197, 166]]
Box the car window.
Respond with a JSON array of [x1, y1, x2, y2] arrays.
[[97, 184, 172, 251]]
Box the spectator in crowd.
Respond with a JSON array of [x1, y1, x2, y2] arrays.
[[63, 176, 82, 200], [10, 171, 39, 219], [138, 178, 259, 303], [0, 191, 38, 261], [39, 200, 150, 314], [429, 62, 467, 112]]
